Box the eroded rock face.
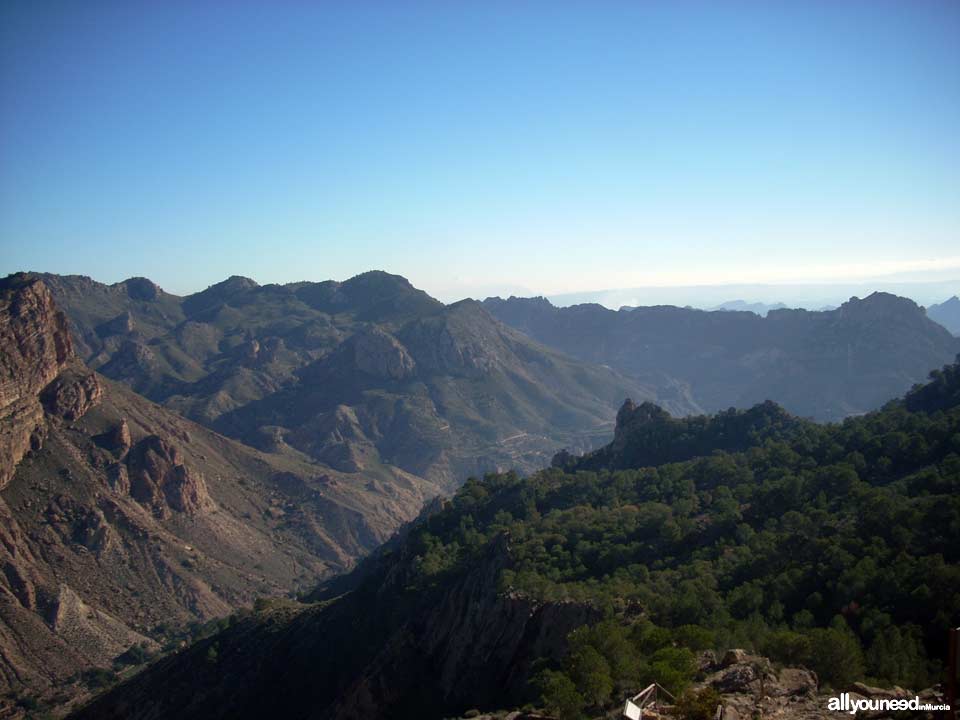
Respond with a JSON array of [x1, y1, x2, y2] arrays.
[[96, 311, 135, 337], [40, 369, 103, 421], [100, 338, 159, 379], [330, 538, 602, 719], [0, 274, 75, 488], [49, 585, 158, 667], [126, 435, 210, 515], [106, 418, 132, 456], [351, 327, 416, 380], [399, 304, 506, 376], [701, 649, 819, 717], [107, 462, 130, 494]]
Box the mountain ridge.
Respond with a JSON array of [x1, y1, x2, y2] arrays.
[[483, 291, 960, 420], [34, 271, 693, 490]]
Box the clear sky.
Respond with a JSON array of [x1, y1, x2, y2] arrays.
[[1, 1, 958, 303]]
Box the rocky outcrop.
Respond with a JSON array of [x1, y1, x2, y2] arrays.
[[0, 274, 74, 489], [40, 368, 103, 421], [126, 435, 210, 516], [104, 418, 132, 456], [350, 327, 416, 380], [99, 338, 159, 379], [96, 311, 135, 337], [49, 585, 158, 667], [570, 396, 796, 473], [701, 649, 817, 699], [692, 649, 824, 720], [400, 302, 506, 376], [119, 277, 162, 301], [330, 539, 602, 719]]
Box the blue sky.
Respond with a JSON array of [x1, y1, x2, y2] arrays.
[[1, 1, 958, 303]]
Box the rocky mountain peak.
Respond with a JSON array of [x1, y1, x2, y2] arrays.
[[614, 398, 670, 432], [119, 277, 164, 301], [399, 301, 510, 376], [838, 291, 925, 321]]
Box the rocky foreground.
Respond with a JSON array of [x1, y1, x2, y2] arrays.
[[450, 649, 949, 720]]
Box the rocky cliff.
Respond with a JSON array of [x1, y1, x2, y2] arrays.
[[0, 274, 76, 489]]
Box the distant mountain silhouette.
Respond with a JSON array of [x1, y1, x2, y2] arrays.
[[928, 295, 960, 335], [483, 292, 960, 421], [710, 299, 788, 316]]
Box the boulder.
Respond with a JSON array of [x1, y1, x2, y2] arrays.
[[40, 370, 103, 421], [711, 662, 758, 693], [126, 435, 210, 515], [106, 418, 133, 456], [720, 648, 750, 667], [770, 667, 818, 698]]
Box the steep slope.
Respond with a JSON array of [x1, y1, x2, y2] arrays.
[[214, 299, 692, 489], [72, 359, 960, 720], [0, 275, 438, 714], [38, 270, 441, 421], [38, 272, 694, 489], [928, 295, 960, 335], [483, 293, 960, 420]]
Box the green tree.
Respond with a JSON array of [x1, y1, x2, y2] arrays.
[[809, 627, 865, 688], [568, 645, 613, 708], [539, 669, 585, 720]]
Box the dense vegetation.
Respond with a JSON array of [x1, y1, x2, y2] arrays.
[[406, 359, 960, 706]]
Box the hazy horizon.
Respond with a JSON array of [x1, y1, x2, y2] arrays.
[[9, 265, 958, 312]]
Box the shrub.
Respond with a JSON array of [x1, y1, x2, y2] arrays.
[[674, 687, 722, 720]]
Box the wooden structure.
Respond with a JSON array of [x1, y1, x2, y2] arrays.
[[623, 683, 676, 720]]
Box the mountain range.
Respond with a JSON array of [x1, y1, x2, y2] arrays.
[[0, 271, 674, 713], [2, 269, 959, 717], [38, 272, 682, 488], [482, 293, 960, 420]]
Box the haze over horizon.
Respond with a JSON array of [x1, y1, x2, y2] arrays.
[[3, 1, 959, 302]]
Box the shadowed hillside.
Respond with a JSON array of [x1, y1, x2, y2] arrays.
[[483, 293, 960, 420], [37, 272, 694, 489]]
